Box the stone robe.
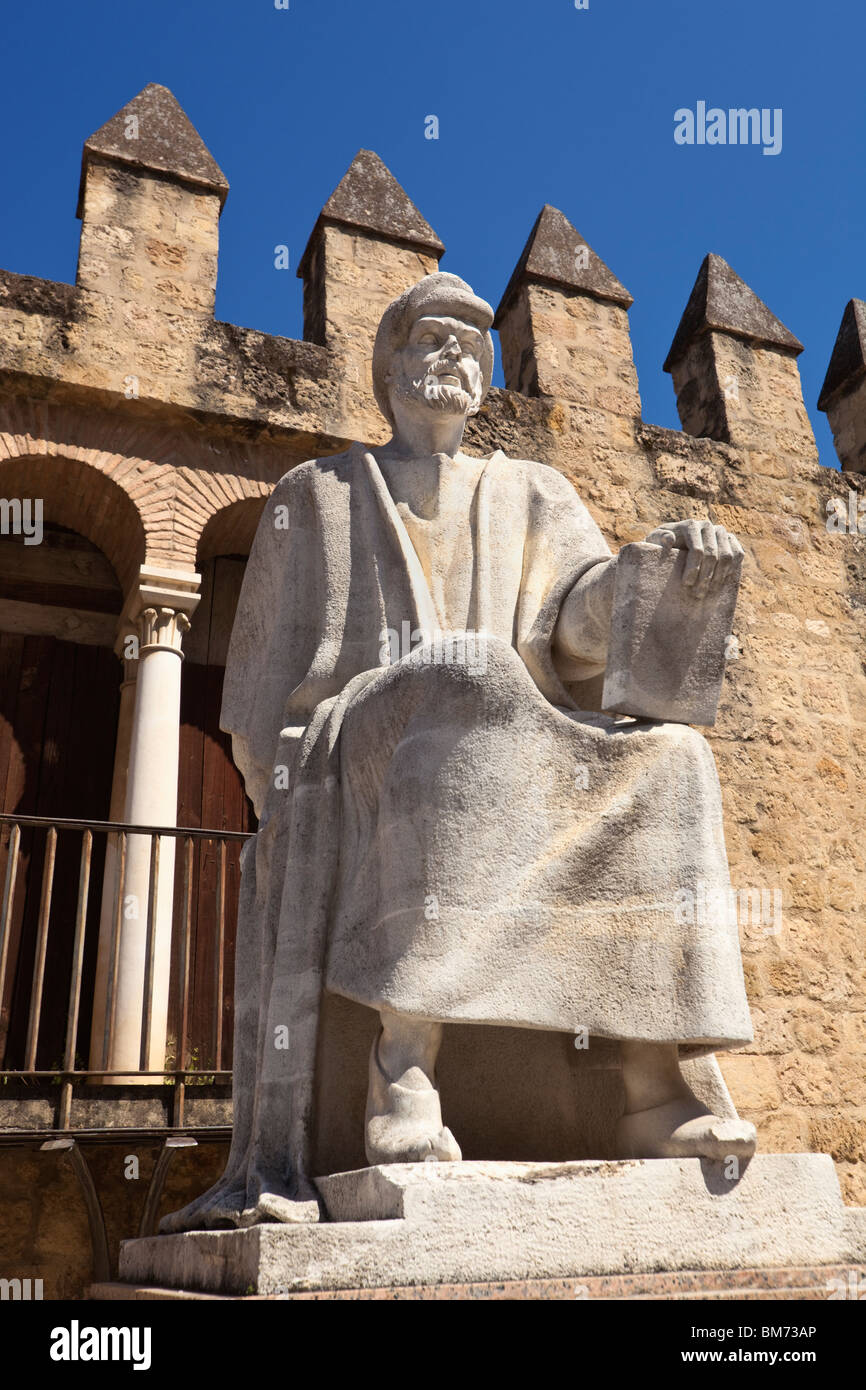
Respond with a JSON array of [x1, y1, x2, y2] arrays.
[[211, 441, 752, 1214]]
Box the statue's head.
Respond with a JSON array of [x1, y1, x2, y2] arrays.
[[373, 273, 495, 430]]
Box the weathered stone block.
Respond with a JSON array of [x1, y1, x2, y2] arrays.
[[118, 1156, 866, 1296]]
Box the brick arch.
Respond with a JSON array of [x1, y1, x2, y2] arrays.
[[0, 449, 146, 595], [195, 496, 268, 565], [0, 395, 300, 579]]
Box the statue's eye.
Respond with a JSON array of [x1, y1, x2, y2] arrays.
[[418, 333, 439, 346]]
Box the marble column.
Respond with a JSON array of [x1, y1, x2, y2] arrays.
[[88, 648, 138, 1075], [101, 568, 199, 1079]]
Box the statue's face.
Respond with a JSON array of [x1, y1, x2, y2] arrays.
[[387, 314, 485, 418]]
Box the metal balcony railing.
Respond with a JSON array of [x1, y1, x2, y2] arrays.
[[0, 813, 252, 1130]]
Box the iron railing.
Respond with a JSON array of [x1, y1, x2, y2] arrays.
[[0, 813, 251, 1129]]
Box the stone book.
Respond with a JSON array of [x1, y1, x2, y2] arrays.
[[601, 541, 742, 726]]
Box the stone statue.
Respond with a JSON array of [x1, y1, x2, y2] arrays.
[[162, 272, 756, 1233]]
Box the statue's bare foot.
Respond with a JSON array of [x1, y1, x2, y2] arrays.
[[616, 1095, 757, 1161], [240, 1173, 321, 1226], [160, 1170, 320, 1232], [365, 1027, 461, 1165], [617, 1040, 757, 1162], [159, 1178, 248, 1233]]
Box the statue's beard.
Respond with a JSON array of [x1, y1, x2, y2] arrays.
[[393, 367, 481, 416]]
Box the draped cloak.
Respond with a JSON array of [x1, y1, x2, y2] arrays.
[[214, 441, 753, 1215]]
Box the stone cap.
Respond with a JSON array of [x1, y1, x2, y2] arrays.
[[297, 149, 444, 276], [664, 252, 802, 371], [494, 205, 633, 325], [117, 564, 201, 650], [818, 299, 866, 410], [76, 83, 229, 218]]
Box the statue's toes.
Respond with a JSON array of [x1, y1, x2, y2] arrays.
[[616, 1100, 758, 1162], [158, 1193, 214, 1234], [203, 1194, 248, 1229], [701, 1117, 757, 1159], [366, 1121, 421, 1165], [669, 1114, 757, 1161], [159, 1183, 247, 1234], [158, 1208, 188, 1235], [366, 1116, 462, 1166], [241, 1193, 321, 1226], [427, 1126, 461, 1163]]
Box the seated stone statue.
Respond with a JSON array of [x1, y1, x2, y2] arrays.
[[162, 272, 756, 1232]]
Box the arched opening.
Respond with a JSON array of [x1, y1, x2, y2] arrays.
[[0, 454, 146, 595], [0, 519, 124, 1068]]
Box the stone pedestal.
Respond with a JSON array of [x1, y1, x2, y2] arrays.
[[116, 1155, 866, 1297]]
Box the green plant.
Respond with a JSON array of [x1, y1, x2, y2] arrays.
[[162, 1040, 215, 1086]]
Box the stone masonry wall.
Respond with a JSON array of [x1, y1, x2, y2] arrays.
[[466, 392, 866, 1205]]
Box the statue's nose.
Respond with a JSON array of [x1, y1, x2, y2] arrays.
[[442, 336, 461, 358]]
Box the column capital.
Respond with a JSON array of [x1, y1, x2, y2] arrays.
[[136, 606, 191, 654], [118, 565, 201, 656]]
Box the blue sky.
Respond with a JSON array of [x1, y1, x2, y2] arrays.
[[1, 0, 862, 466]]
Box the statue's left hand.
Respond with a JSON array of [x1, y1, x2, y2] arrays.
[[643, 520, 744, 599]]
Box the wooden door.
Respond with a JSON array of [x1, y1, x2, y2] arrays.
[[0, 637, 120, 1066], [173, 556, 256, 1076], [0, 526, 122, 1067]]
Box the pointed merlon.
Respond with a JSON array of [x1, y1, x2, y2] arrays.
[[76, 83, 229, 217], [818, 300, 866, 410], [494, 205, 633, 325], [664, 253, 802, 372], [298, 149, 444, 275]]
